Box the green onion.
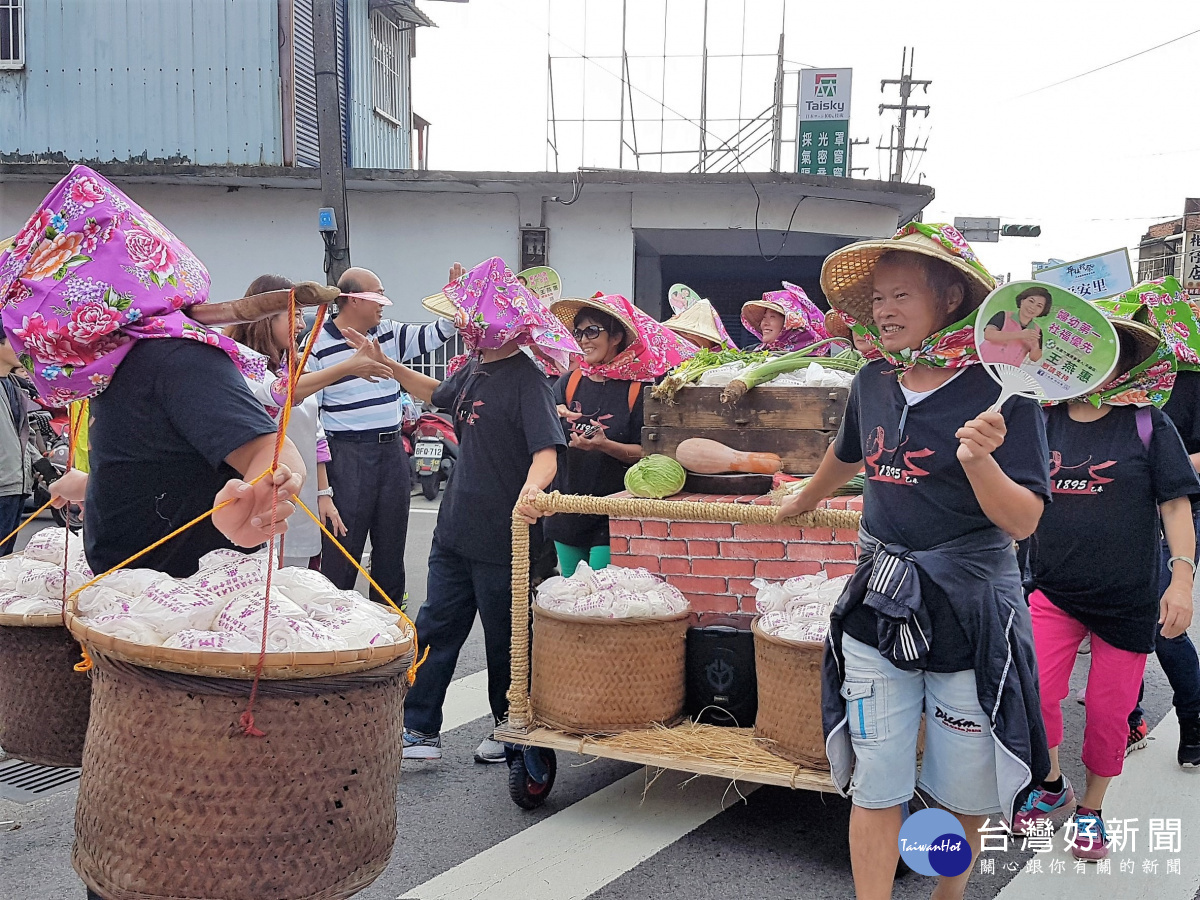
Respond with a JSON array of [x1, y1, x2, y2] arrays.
[[720, 340, 862, 403], [651, 348, 769, 403]]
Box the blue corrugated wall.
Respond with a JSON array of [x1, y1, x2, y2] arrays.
[[0, 0, 283, 165], [346, 0, 410, 170]]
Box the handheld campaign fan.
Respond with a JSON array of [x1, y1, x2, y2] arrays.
[[974, 281, 1119, 412], [516, 266, 562, 303], [667, 283, 704, 315]]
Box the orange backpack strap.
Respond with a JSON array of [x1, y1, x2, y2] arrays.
[[564, 368, 584, 407], [627, 381, 642, 413]]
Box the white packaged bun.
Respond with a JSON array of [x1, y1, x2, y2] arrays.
[[128, 580, 225, 634], [534, 565, 690, 619], [187, 551, 271, 598], [162, 630, 261, 652]]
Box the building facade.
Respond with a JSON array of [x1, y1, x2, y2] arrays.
[[0, 0, 427, 168]]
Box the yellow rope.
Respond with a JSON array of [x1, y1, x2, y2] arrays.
[[294, 497, 427, 684]]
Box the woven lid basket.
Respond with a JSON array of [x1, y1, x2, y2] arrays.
[[73, 648, 411, 900], [63, 607, 413, 680], [751, 617, 829, 770], [0, 621, 91, 767], [530, 604, 688, 735]]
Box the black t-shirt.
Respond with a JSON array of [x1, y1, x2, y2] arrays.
[[835, 361, 1051, 671], [1030, 404, 1199, 653], [85, 339, 278, 578], [542, 376, 645, 548], [432, 353, 566, 565]]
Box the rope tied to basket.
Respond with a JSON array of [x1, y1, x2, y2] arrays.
[[58, 289, 425, 734], [505, 491, 862, 730]]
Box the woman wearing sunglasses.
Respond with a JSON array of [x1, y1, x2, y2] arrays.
[[545, 294, 696, 576]]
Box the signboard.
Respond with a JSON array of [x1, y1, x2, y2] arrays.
[[1182, 232, 1200, 295], [976, 281, 1119, 408], [797, 68, 852, 178], [1031, 248, 1133, 301]]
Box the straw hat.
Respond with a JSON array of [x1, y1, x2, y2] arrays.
[[0, 236, 13, 254], [664, 299, 725, 349], [820, 222, 997, 326], [421, 290, 457, 321], [1109, 316, 1162, 377], [549, 296, 637, 345], [740, 299, 787, 336]]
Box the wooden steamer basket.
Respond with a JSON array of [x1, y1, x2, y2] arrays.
[[0, 609, 92, 768], [751, 617, 828, 769], [64, 607, 414, 900], [531, 604, 689, 734], [642, 385, 850, 475]]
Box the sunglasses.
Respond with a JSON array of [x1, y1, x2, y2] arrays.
[[573, 325, 607, 341]]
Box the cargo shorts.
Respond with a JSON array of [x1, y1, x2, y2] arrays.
[[840, 633, 1003, 816]]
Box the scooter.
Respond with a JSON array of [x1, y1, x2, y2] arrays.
[[408, 412, 458, 501]]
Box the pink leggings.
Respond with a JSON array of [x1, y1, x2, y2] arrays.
[[1030, 590, 1148, 778]]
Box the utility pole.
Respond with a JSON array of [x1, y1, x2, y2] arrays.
[[877, 47, 931, 183], [698, 0, 709, 173], [849, 137, 870, 177], [314, 0, 351, 284], [769, 33, 784, 173]]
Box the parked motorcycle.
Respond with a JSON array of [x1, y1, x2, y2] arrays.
[[406, 412, 458, 501], [27, 408, 82, 531]]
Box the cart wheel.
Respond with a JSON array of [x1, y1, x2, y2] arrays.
[[508, 748, 556, 810]]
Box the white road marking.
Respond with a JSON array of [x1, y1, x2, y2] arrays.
[[440, 669, 491, 733], [399, 771, 759, 900], [994, 715, 1200, 898]]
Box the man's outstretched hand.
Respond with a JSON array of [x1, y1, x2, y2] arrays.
[[212, 464, 303, 548]]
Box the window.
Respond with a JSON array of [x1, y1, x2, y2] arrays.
[[0, 0, 23, 69], [370, 11, 403, 126]]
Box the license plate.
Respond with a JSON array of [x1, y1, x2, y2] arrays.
[[415, 442, 443, 460]]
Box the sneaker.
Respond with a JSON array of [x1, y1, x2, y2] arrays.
[[1178, 717, 1200, 768], [1126, 718, 1149, 756], [1069, 809, 1110, 861], [1011, 775, 1076, 835], [402, 730, 443, 760], [474, 736, 506, 764]]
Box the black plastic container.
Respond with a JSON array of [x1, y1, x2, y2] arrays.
[[685, 621, 758, 728]]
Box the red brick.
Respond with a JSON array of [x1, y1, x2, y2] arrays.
[[609, 519, 642, 538], [671, 575, 729, 595], [617, 555, 659, 573], [801, 528, 835, 543], [787, 543, 832, 561], [720, 541, 786, 560], [825, 543, 859, 560], [686, 593, 739, 613], [629, 538, 687, 556], [692, 557, 755, 577], [642, 521, 669, 538], [824, 563, 858, 578], [659, 557, 692, 575], [728, 577, 758, 598], [671, 522, 734, 539], [608, 537, 628, 555], [733, 524, 789, 541], [687, 540, 720, 558], [755, 560, 807, 579], [834, 529, 859, 544]]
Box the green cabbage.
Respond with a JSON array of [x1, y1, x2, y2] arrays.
[[625, 455, 687, 499]]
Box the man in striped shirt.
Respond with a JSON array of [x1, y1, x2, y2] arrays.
[[309, 267, 456, 606]]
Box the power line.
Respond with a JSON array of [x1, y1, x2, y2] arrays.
[[1016, 27, 1200, 98]]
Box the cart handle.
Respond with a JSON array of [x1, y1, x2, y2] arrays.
[[506, 491, 862, 731]]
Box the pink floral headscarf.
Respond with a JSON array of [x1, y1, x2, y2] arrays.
[[441, 257, 581, 377], [0, 166, 267, 405], [742, 282, 830, 353], [577, 293, 696, 382]]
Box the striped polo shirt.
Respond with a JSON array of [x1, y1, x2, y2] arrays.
[[310, 317, 455, 435]]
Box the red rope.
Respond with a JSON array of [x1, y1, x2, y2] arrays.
[[238, 289, 309, 737]]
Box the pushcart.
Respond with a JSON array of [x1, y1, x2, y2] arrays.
[[495, 491, 861, 808]]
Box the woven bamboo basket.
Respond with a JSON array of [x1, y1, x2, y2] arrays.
[[531, 604, 689, 734], [752, 617, 829, 770], [0, 616, 91, 768], [72, 648, 412, 900]]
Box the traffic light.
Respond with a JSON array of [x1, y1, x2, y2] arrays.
[[1001, 224, 1041, 238]]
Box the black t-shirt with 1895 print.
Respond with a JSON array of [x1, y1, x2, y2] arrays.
[[85, 339, 278, 578], [1030, 404, 1199, 653], [834, 361, 1052, 671], [431, 353, 566, 565]]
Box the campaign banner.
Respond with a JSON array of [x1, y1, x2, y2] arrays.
[[1031, 249, 1134, 301]]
